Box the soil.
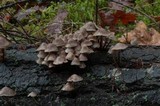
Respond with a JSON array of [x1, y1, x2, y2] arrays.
[[0, 45, 160, 106]]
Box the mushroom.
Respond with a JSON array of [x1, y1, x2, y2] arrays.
[[79, 62, 86, 68], [93, 28, 115, 49], [37, 51, 47, 58], [42, 60, 49, 66], [71, 57, 80, 66], [36, 58, 43, 64], [45, 43, 58, 52], [79, 54, 88, 61], [28, 92, 37, 97], [0, 36, 10, 62], [66, 52, 75, 61], [67, 74, 83, 82], [81, 40, 92, 46], [80, 45, 94, 54], [52, 38, 65, 47], [47, 54, 57, 61], [83, 22, 97, 32], [109, 43, 128, 53], [0, 86, 16, 96], [36, 42, 47, 51], [53, 56, 65, 65], [66, 39, 78, 48], [61, 82, 74, 91], [65, 48, 74, 53]]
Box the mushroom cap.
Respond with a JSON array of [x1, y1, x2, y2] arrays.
[[61, 82, 74, 91], [65, 48, 74, 53], [79, 62, 86, 68], [36, 58, 43, 64], [52, 38, 65, 47], [93, 28, 114, 38], [0, 86, 16, 96], [83, 22, 97, 32], [42, 60, 49, 66], [73, 29, 88, 40], [47, 54, 57, 61], [45, 43, 58, 52], [108, 43, 128, 54], [67, 74, 83, 82], [66, 39, 78, 48], [80, 46, 94, 54], [87, 35, 97, 41], [79, 54, 88, 61], [71, 57, 80, 65], [37, 51, 47, 58], [66, 52, 75, 61], [81, 40, 92, 46], [53, 56, 65, 65], [36, 42, 47, 51], [28, 92, 37, 97]]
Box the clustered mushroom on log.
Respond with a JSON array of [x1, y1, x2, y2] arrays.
[[36, 22, 115, 68]]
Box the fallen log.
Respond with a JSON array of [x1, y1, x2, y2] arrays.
[[0, 45, 159, 105]]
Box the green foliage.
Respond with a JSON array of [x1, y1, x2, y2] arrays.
[[135, 0, 160, 26], [23, 0, 107, 36]]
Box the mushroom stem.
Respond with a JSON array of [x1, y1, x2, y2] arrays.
[[103, 39, 111, 49]]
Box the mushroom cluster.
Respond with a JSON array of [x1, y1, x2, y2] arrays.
[[36, 22, 115, 68]]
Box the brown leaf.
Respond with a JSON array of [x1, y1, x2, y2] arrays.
[[112, 10, 136, 25], [118, 21, 160, 46]]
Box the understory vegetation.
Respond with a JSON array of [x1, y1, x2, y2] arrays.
[[0, 0, 160, 44]]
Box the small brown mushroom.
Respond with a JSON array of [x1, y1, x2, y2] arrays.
[[28, 92, 37, 97], [108, 43, 128, 54], [66, 39, 78, 48], [65, 48, 74, 53], [81, 40, 92, 46], [47, 54, 57, 61], [71, 57, 80, 65], [79, 62, 86, 68], [52, 38, 65, 47], [83, 22, 97, 32], [67, 74, 83, 82], [36, 42, 47, 51], [61, 82, 74, 91], [53, 56, 65, 65], [79, 54, 88, 61], [45, 43, 58, 52], [42, 60, 49, 66], [66, 52, 75, 61], [0, 86, 16, 96], [37, 51, 47, 58], [80, 46, 94, 54], [36, 58, 43, 64]]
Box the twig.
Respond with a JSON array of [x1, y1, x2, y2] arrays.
[[5, 10, 34, 43], [0, 0, 29, 11]]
